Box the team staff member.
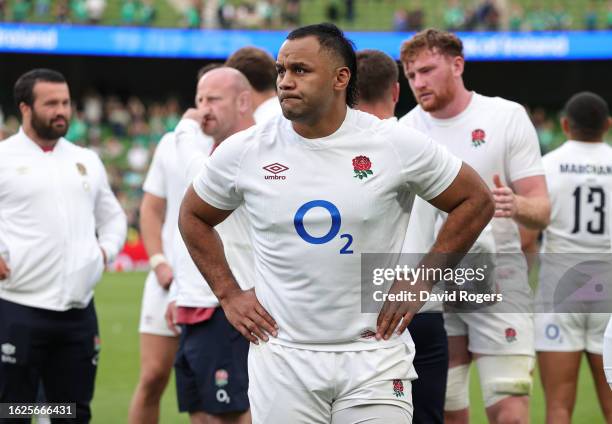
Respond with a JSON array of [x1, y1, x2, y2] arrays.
[[0, 69, 127, 423], [179, 24, 493, 423], [354, 49, 448, 424], [400, 29, 550, 424]]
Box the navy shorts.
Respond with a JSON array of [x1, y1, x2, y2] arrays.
[[0, 298, 99, 424], [409, 313, 448, 424], [174, 307, 249, 415]]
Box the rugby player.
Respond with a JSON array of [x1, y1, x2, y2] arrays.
[[179, 23, 494, 423], [399, 29, 550, 424]]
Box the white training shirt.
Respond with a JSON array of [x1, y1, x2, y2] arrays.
[[541, 140, 612, 253], [193, 107, 462, 350], [142, 132, 189, 266], [401, 93, 543, 269], [0, 128, 127, 311], [253, 96, 282, 124], [173, 119, 253, 308]]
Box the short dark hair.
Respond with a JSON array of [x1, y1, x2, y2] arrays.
[[287, 23, 358, 107], [400, 28, 464, 64], [356, 49, 398, 104], [14, 68, 66, 109], [197, 62, 223, 81], [564, 92, 610, 142], [225, 47, 277, 93]]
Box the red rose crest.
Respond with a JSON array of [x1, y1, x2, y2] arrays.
[[505, 327, 517, 343], [352, 155, 373, 180], [392, 379, 405, 397], [471, 129, 486, 147]]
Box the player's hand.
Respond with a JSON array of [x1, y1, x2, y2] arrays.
[[154, 263, 173, 290], [376, 280, 420, 340], [219, 288, 278, 344], [182, 108, 205, 125], [492, 174, 517, 218], [0, 255, 10, 280], [165, 301, 180, 335]]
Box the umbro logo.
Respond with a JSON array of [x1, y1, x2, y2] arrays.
[[263, 163, 289, 180]]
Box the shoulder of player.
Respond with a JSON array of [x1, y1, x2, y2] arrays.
[[398, 105, 423, 126], [60, 139, 106, 170], [0, 133, 20, 154], [476, 94, 526, 116]]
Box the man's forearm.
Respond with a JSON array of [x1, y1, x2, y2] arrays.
[[140, 210, 164, 256], [178, 208, 241, 301], [514, 194, 550, 230]]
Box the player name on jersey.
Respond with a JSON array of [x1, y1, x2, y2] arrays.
[[559, 163, 612, 175]]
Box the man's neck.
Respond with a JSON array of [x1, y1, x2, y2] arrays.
[[429, 87, 472, 120], [251, 90, 277, 110], [357, 102, 394, 120], [292, 104, 347, 139], [23, 125, 58, 151], [215, 116, 256, 146]]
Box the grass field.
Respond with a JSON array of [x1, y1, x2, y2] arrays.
[[93, 271, 607, 423]]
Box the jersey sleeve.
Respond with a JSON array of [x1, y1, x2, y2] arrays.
[[390, 123, 463, 201], [506, 105, 545, 182], [192, 131, 249, 210], [142, 134, 170, 198]]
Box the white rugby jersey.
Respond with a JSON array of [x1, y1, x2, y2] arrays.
[[142, 132, 190, 266], [173, 119, 253, 308], [193, 107, 462, 350], [0, 128, 127, 311], [541, 140, 612, 253], [400, 92, 544, 257], [253, 96, 282, 124]]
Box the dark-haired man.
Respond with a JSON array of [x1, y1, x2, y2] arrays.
[[0, 69, 126, 423], [526, 92, 612, 423], [179, 23, 493, 423], [226, 46, 282, 122], [354, 49, 448, 424], [399, 29, 550, 424]]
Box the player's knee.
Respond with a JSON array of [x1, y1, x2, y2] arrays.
[[476, 355, 533, 408], [140, 365, 171, 397], [445, 364, 470, 411]]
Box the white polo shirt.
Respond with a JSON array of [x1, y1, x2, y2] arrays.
[[0, 128, 127, 311]]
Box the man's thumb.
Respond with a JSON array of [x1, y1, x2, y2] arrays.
[[493, 174, 504, 188]]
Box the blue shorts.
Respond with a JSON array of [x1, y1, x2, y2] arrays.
[[174, 307, 249, 415]]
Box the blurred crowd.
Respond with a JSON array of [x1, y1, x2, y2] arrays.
[[0, 95, 572, 238], [1, 0, 612, 31]]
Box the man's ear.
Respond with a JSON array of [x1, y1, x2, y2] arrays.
[[237, 91, 252, 114], [335, 66, 351, 92], [451, 55, 464, 77], [18, 102, 30, 118], [392, 81, 400, 104], [560, 116, 571, 138]]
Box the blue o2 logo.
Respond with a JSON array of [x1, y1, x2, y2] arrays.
[[545, 324, 560, 340], [294, 200, 354, 254]]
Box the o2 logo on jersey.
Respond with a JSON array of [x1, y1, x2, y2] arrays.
[[293, 200, 354, 254]]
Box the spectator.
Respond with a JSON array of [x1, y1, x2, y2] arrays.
[[551, 4, 571, 30], [120, 0, 137, 25], [508, 2, 524, 31], [584, 1, 598, 30], [35, 0, 51, 17], [136, 0, 156, 25], [392, 8, 409, 31], [406, 4, 424, 31], [282, 0, 300, 26], [184, 0, 201, 28], [86, 0, 106, 24], [11, 0, 30, 22], [344, 0, 354, 23], [325, 0, 340, 22], [444, 0, 465, 31], [527, 3, 551, 31], [0, 0, 6, 21], [608, 0, 612, 29]]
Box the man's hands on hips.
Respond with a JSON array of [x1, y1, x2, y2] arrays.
[[154, 263, 173, 290], [165, 301, 180, 335], [0, 255, 10, 280], [220, 288, 278, 344]]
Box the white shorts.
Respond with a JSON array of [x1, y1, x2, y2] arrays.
[[535, 313, 611, 354], [248, 341, 416, 424], [138, 271, 176, 337], [444, 312, 534, 356]]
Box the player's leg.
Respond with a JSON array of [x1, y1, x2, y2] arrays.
[[331, 404, 411, 424], [180, 309, 250, 424], [331, 340, 415, 423], [535, 312, 585, 423], [603, 316, 612, 389], [0, 299, 41, 424], [585, 313, 612, 422], [40, 301, 99, 424], [129, 272, 179, 424], [536, 351, 581, 423], [444, 312, 471, 424], [248, 342, 333, 424], [408, 313, 447, 424], [128, 334, 179, 424]]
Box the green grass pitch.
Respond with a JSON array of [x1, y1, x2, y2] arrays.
[[92, 271, 607, 423]]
